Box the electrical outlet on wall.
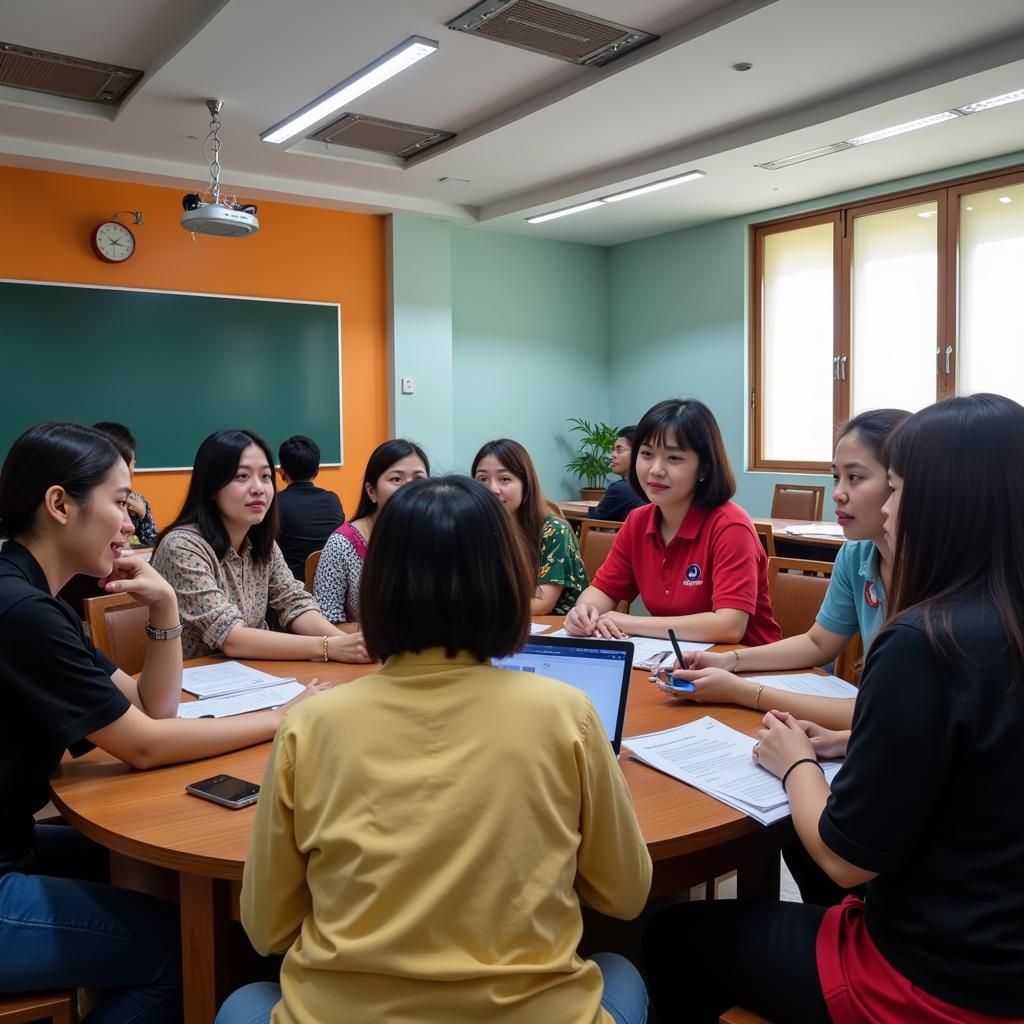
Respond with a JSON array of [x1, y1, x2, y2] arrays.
[[401, 376, 415, 394]]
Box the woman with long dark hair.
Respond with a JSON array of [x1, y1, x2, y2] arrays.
[[0, 422, 326, 1021], [644, 394, 1024, 1024], [218, 476, 652, 1024], [565, 399, 780, 645], [152, 428, 367, 662], [472, 438, 588, 615], [312, 439, 429, 625]]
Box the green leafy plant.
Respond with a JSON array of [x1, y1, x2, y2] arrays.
[[564, 417, 619, 488]]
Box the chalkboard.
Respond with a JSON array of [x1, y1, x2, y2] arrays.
[[0, 280, 342, 468]]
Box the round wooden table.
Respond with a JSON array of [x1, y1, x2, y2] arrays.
[[51, 620, 788, 1022]]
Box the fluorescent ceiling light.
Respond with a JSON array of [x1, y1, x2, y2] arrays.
[[846, 110, 960, 146], [999, 196, 1013, 204], [527, 170, 704, 223], [526, 201, 604, 224], [262, 37, 437, 144], [756, 143, 853, 170], [956, 88, 1024, 114], [603, 171, 705, 202]]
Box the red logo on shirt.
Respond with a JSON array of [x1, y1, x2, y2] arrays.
[[864, 579, 880, 608]]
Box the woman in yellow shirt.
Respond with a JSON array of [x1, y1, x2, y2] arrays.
[[218, 475, 653, 1024]]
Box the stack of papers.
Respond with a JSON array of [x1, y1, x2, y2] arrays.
[[781, 522, 845, 538], [623, 716, 842, 825], [544, 628, 712, 670], [746, 672, 858, 698], [178, 662, 304, 719]]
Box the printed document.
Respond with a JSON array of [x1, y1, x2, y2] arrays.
[[177, 681, 305, 718], [545, 629, 712, 669], [745, 673, 858, 699], [781, 523, 845, 538], [623, 716, 842, 825], [181, 662, 297, 698]]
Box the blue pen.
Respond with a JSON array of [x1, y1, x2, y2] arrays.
[[665, 628, 696, 692]]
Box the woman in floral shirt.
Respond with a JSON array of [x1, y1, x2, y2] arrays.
[[472, 439, 588, 616]]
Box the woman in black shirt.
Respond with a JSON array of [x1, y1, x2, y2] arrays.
[[0, 422, 325, 1023], [644, 394, 1024, 1024]]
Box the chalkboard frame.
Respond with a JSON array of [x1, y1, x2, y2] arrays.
[[1, 279, 343, 470]]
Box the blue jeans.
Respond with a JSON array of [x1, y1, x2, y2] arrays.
[[217, 951, 647, 1024], [0, 824, 182, 1024]]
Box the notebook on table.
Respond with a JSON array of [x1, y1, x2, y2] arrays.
[[492, 634, 633, 753]]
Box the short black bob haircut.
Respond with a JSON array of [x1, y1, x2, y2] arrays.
[[615, 426, 637, 445], [629, 398, 735, 509], [92, 421, 137, 465], [155, 428, 279, 564], [279, 435, 321, 482], [359, 475, 533, 662], [0, 422, 124, 539]]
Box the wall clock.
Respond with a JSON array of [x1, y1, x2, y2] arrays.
[[91, 221, 136, 263]]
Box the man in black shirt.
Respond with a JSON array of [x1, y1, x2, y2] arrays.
[[276, 436, 345, 579], [587, 426, 647, 522]]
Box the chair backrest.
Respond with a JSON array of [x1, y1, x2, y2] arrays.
[[719, 1008, 775, 1024], [834, 631, 864, 686], [543, 497, 566, 520], [0, 988, 78, 1023], [83, 593, 149, 675], [771, 483, 825, 521], [304, 549, 323, 593], [754, 521, 776, 558], [578, 519, 622, 582], [767, 557, 833, 639]]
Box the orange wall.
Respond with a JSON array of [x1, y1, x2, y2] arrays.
[[4, 164, 387, 523]]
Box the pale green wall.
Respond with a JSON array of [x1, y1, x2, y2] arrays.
[[387, 214, 455, 470], [608, 148, 1024, 516], [451, 230, 611, 498]]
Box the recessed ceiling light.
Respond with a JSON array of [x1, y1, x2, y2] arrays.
[[756, 143, 853, 170], [965, 206, 974, 211], [999, 196, 1013, 204], [262, 37, 438, 145], [732, 61, 753, 72], [526, 201, 604, 224], [917, 210, 937, 218], [603, 171, 705, 202], [956, 88, 1024, 113], [847, 110, 961, 146]]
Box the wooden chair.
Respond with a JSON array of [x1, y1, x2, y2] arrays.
[[834, 630, 863, 685], [0, 989, 79, 1023], [304, 549, 323, 593], [543, 497, 567, 520], [771, 483, 825, 521], [83, 593, 149, 675], [578, 518, 622, 581], [754, 521, 776, 557], [719, 1009, 774, 1024], [767, 557, 833, 639]]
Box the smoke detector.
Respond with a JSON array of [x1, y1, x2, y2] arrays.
[[180, 100, 259, 238]]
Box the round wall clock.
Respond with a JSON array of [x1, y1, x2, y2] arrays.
[[91, 221, 136, 263]]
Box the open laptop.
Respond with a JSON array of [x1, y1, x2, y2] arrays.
[[492, 634, 633, 754]]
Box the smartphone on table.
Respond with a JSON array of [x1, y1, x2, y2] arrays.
[[185, 774, 260, 809]]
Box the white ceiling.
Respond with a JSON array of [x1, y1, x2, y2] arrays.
[[1, 0, 1023, 245]]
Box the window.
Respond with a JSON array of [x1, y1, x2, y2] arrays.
[[750, 164, 1024, 471]]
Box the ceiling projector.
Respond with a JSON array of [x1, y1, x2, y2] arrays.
[[181, 195, 259, 237]]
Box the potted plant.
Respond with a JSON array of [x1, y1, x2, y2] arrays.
[[564, 418, 618, 500]]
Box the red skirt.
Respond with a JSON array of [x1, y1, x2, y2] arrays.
[[815, 895, 1024, 1024]]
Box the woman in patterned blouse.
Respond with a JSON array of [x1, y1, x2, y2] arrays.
[[152, 429, 368, 663], [313, 439, 430, 627], [472, 439, 588, 617]]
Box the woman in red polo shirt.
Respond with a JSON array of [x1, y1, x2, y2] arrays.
[[564, 398, 780, 646], [642, 394, 1024, 1024]]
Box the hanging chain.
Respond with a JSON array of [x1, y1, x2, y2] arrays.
[[204, 99, 224, 206]]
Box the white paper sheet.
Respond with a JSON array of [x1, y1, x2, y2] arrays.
[[530, 622, 552, 634], [177, 681, 305, 718], [745, 672, 859, 699], [623, 716, 842, 825], [181, 662, 296, 698], [781, 523, 845, 537], [544, 629, 711, 670]]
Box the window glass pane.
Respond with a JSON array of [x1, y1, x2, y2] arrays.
[[959, 181, 1024, 402], [762, 223, 833, 462], [851, 201, 937, 414]]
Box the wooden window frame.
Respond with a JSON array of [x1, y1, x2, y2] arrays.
[[749, 161, 1024, 473]]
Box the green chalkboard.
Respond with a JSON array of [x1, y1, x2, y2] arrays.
[[0, 281, 342, 468]]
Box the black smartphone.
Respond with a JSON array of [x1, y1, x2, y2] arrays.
[[185, 774, 260, 809]]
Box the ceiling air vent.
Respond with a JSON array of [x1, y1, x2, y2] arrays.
[[310, 114, 454, 158], [0, 41, 141, 104], [447, 0, 656, 66]]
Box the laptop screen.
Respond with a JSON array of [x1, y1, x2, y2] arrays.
[[492, 636, 632, 753]]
